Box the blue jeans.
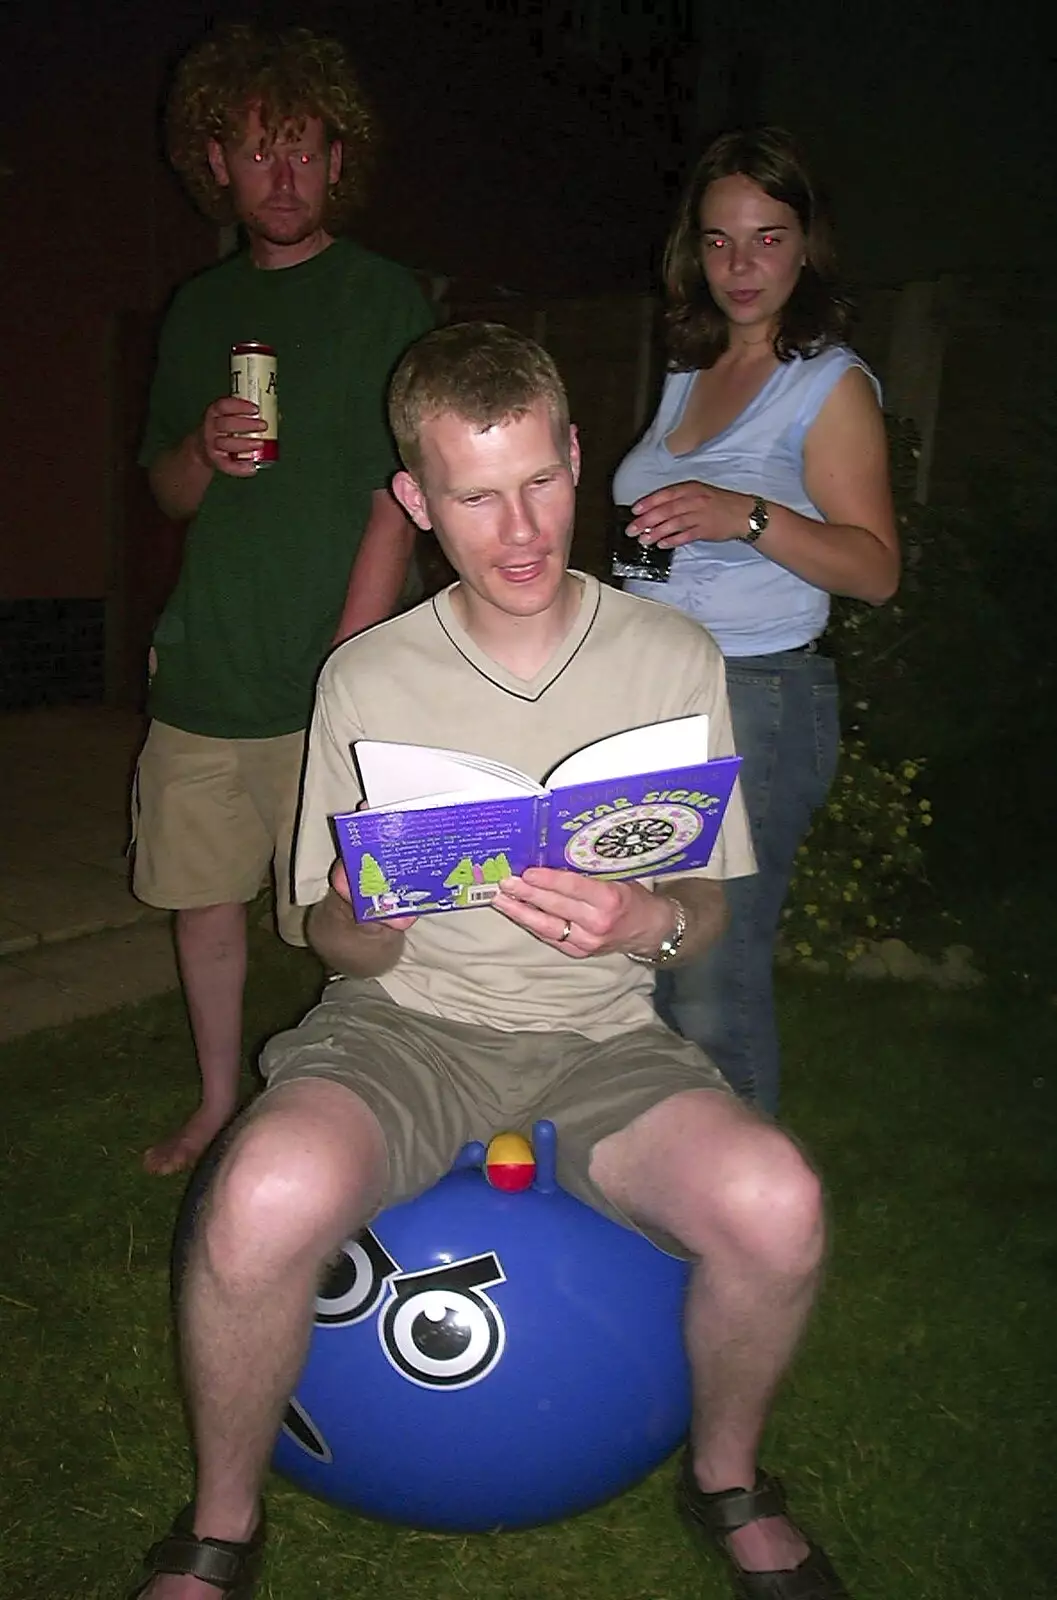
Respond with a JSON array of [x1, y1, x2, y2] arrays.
[[655, 646, 840, 1114]]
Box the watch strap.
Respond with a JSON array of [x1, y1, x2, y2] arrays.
[[627, 896, 688, 966], [741, 495, 769, 545]]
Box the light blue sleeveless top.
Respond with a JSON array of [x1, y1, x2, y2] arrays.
[[612, 345, 881, 656]]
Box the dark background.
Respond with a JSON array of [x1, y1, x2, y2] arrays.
[[0, 0, 1054, 938], [2, 0, 1049, 577], [1, 0, 1052, 712]]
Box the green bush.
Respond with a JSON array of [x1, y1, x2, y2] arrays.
[[784, 375, 1057, 962], [779, 740, 932, 966], [781, 420, 936, 965], [824, 419, 1015, 768]]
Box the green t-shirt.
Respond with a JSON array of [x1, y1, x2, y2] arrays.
[[140, 239, 434, 738]]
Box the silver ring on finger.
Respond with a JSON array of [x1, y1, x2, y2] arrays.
[[558, 919, 573, 943]]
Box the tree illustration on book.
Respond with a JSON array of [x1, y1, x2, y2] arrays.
[[358, 853, 392, 909], [444, 852, 514, 907]]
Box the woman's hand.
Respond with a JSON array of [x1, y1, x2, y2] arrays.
[[625, 481, 753, 548], [623, 370, 899, 604]]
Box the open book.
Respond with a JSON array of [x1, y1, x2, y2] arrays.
[[333, 714, 741, 920]]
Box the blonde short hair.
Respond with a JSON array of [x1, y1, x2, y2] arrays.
[[388, 322, 570, 477]]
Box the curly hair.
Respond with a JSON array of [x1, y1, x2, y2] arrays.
[[664, 126, 851, 371], [165, 24, 374, 228], [388, 323, 570, 478]]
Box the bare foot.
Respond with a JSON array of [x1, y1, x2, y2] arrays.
[[142, 1105, 233, 1176]]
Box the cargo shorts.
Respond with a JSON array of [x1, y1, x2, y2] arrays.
[[131, 720, 307, 946], [260, 976, 734, 1254]]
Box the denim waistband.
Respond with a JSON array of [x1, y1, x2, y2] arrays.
[[727, 638, 831, 668]]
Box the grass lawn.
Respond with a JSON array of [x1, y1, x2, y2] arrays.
[[1, 928, 1054, 1599]]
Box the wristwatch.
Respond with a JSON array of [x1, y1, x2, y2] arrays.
[[741, 495, 769, 545], [627, 897, 688, 967]]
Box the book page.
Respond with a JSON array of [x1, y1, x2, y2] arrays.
[[546, 714, 710, 790], [354, 741, 542, 808]]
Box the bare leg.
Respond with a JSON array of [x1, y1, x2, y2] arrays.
[[591, 1089, 825, 1575], [144, 904, 248, 1176], [142, 1077, 388, 1599]]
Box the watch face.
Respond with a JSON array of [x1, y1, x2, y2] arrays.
[[563, 803, 703, 875]]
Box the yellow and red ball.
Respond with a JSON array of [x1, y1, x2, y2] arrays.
[[485, 1132, 536, 1192]]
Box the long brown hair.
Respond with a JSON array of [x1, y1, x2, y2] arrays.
[[664, 126, 850, 371]]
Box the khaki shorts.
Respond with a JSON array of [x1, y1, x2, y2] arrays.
[[131, 721, 307, 946], [260, 976, 733, 1253]]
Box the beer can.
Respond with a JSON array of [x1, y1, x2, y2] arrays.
[[230, 342, 279, 465]]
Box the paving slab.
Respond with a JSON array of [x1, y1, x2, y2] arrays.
[[1, 704, 147, 950], [0, 862, 152, 946], [0, 705, 178, 1038], [0, 916, 38, 957], [0, 920, 180, 1042]]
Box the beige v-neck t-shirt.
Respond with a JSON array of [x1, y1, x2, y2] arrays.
[[295, 574, 755, 1039]]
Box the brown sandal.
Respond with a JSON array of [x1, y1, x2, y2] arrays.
[[678, 1453, 850, 1599], [128, 1503, 266, 1598]]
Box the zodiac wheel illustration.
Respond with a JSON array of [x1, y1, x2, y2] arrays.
[[563, 803, 703, 873]]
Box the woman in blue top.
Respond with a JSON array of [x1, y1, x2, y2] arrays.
[[614, 127, 899, 1114]]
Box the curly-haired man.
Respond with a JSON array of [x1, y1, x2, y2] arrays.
[[132, 26, 433, 1176]]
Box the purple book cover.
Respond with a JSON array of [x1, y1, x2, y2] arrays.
[[334, 755, 741, 921]]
